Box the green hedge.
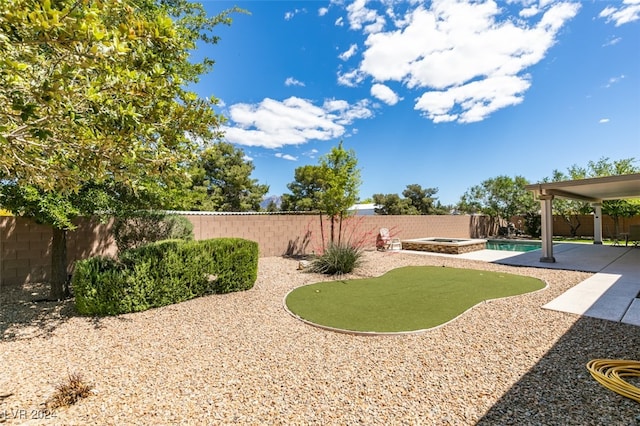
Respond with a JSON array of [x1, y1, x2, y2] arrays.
[[73, 238, 259, 316]]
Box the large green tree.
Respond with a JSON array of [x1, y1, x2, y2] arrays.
[[318, 142, 361, 244], [572, 157, 640, 236], [178, 142, 268, 212], [545, 168, 592, 237], [280, 165, 326, 212], [0, 0, 238, 299], [373, 184, 449, 215], [372, 193, 416, 215], [402, 184, 439, 214], [282, 142, 361, 246], [458, 175, 537, 233]]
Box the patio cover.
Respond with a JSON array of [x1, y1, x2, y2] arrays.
[[526, 173, 640, 263]]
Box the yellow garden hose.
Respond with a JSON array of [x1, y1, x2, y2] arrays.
[[586, 359, 640, 403]]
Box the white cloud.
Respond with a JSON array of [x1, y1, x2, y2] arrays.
[[318, 7, 329, 17], [275, 153, 298, 161], [603, 36, 622, 47], [285, 8, 306, 21], [519, 6, 540, 18], [346, 0, 385, 32], [371, 83, 400, 105], [222, 97, 373, 149], [599, 118, 610, 124], [350, 0, 579, 123], [285, 77, 305, 87], [339, 43, 359, 61], [335, 16, 344, 26], [600, 0, 640, 27], [415, 74, 531, 123], [337, 68, 365, 87], [605, 74, 625, 88], [243, 154, 253, 162]]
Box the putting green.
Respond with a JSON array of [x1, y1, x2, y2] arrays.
[[285, 266, 545, 334]]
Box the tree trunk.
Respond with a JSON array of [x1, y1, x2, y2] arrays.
[[613, 216, 621, 237], [319, 213, 325, 252], [50, 227, 68, 300], [330, 216, 335, 245]]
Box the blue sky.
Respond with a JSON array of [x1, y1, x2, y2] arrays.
[[194, 0, 639, 206]]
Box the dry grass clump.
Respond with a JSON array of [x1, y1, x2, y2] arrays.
[[46, 373, 93, 410]]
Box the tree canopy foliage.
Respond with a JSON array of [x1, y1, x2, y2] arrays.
[[458, 175, 537, 222], [177, 142, 269, 212], [548, 157, 640, 236], [373, 184, 447, 215], [372, 193, 415, 215], [1, 0, 234, 190], [0, 0, 240, 299], [282, 142, 361, 244]]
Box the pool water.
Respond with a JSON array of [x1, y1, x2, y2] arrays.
[[486, 240, 542, 252]]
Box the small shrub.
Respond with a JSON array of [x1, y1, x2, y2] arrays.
[[112, 212, 194, 252], [309, 242, 363, 275], [46, 373, 93, 410], [163, 215, 195, 241]]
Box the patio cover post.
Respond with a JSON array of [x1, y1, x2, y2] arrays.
[[592, 202, 603, 245], [539, 194, 555, 263]]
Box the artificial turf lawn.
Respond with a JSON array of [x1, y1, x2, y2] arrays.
[[285, 266, 545, 333]]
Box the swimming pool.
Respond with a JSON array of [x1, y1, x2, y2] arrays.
[[486, 239, 542, 252]]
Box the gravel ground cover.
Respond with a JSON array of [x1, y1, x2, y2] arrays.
[[1, 251, 639, 425]]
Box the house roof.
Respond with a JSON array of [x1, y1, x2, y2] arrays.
[[525, 173, 640, 202]]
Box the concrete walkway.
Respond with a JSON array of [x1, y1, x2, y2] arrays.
[[402, 243, 640, 325]]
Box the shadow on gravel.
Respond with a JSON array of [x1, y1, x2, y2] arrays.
[[477, 317, 640, 425], [0, 282, 78, 341], [0, 282, 129, 341]]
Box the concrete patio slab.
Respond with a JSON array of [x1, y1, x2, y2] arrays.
[[534, 246, 639, 323], [622, 299, 640, 326], [494, 243, 631, 273]]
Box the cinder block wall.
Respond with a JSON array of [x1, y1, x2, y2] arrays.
[[186, 213, 477, 258], [0, 217, 116, 287], [0, 217, 51, 285], [0, 213, 480, 286], [550, 215, 640, 238], [12, 212, 638, 287]]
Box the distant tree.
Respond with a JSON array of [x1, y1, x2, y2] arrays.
[[458, 175, 537, 233], [545, 169, 592, 237], [585, 157, 640, 235], [182, 142, 268, 212], [281, 165, 326, 212], [539, 157, 639, 238], [431, 201, 454, 215], [372, 193, 417, 215], [265, 200, 279, 212], [402, 184, 439, 214], [373, 184, 445, 215]]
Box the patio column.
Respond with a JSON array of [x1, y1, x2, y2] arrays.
[[539, 194, 555, 263], [592, 203, 603, 244]]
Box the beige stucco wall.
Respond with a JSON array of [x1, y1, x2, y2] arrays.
[[0, 214, 480, 286], [4, 212, 636, 286]]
